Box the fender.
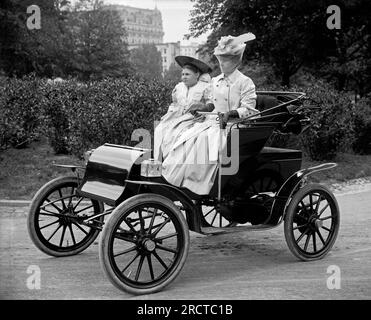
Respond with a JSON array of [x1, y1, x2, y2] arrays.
[[268, 163, 337, 225], [125, 180, 202, 233]]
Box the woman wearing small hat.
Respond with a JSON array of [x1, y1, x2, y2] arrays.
[[154, 55, 213, 161]]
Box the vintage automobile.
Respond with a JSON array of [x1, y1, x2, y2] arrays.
[[27, 91, 340, 295]]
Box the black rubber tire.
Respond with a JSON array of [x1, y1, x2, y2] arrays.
[[99, 193, 190, 295], [27, 176, 104, 257], [284, 183, 340, 261]]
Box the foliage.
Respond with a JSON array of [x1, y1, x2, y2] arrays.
[[188, 0, 371, 94], [163, 62, 182, 88], [299, 81, 356, 160], [0, 0, 131, 80], [66, 0, 132, 80], [129, 44, 163, 81], [352, 95, 371, 154], [0, 74, 45, 150], [0, 0, 70, 77]]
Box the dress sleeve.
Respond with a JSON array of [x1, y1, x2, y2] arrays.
[[202, 83, 213, 105], [171, 85, 178, 104], [236, 77, 259, 118], [168, 84, 180, 113]]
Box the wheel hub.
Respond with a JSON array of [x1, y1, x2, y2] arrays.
[[142, 239, 156, 252]]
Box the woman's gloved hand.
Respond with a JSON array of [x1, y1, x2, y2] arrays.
[[221, 110, 239, 128], [188, 103, 215, 115]]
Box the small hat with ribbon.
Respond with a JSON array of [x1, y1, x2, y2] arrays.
[[214, 32, 256, 56]]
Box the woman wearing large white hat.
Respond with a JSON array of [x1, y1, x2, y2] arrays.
[[189, 33, 259, 125]]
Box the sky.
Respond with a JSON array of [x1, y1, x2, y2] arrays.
[[103, 0, 209, 44]]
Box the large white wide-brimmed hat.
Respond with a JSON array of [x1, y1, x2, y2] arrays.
[[214, 32, 256, 56]]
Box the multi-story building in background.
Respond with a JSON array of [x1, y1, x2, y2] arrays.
[[104, 4, 164, 45], [104, 5, 202, 74], [156, 42, 181, 74], [180, 42, 200, 59]]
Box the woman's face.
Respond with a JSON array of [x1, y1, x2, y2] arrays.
[[217, 56, 241, 75], [181, 67, 199, 88]]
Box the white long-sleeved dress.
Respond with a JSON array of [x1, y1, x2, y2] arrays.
[[156, 70, 258, 195]]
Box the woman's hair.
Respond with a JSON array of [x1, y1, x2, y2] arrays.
[[183, 64, 201, 75]]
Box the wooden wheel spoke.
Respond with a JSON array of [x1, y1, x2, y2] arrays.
[[114, 232, 136, 244], [114, 246, 137, 257], [312, 233, 317, 252], [40, 219, 59, 230], [39, 208, 62, 217], [296, 227, 309, 243], [135, 255, 145, 281], [314, 194, 322, 213], [47, 224, 62, 242], [124, 218, 138, 233], [73, 197, 84, 210], [59, 225, 67, 247], [152, 251, 168, 270], [155, 232, 178, 241], [210, 211, 218, 226], [316, 229, 326, 245], [318, 203, 329, 217], [292, 223, 308, 231], [44, 198, 63, 213], [58, 189, 67, 210], [74, 204, 94, 214], [68, 224, 76, 246], [137, 208, 145, 232], [147, 255, 155, 280], [67, 186, 75, 207], [147, 208, 158, 233], [204, 207, 215, 218], [304, 234, 311, 251], [319, 215, 333, 221], [71, 221, 89, 235], [151, 217, 171, 237], [156, 244, 178, 254], [121, 252, 140, 274], [321, 226, 331, 232]]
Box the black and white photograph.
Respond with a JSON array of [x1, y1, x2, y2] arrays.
[[1, 0, 371, 307]]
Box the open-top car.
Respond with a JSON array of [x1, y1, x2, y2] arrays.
[[27, 91, 340, 295]]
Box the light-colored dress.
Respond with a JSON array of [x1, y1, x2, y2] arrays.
[[153, 80, 211, 161], [157, 69, 258, 195]]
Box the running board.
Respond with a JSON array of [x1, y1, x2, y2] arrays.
[[200, 223, 279, 235]]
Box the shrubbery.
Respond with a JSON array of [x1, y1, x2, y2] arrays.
[[0, 75, 45, 150], [352, 95, 371, 155], [299, 81, 356, 160], [1, 75, 370, 161], [1, 75, 172, 157]]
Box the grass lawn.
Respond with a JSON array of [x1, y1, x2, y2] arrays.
[[0, 139, 84, 200], [1, 140, 371, 200]]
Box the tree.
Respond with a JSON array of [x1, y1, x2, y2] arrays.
[[0, 0, 70, 77], [129, 44, 163, 81], [315, 0, 371, 96], [66, 0, 132, 80], [163, 62, 182, 87], [187, 0, 370, 89]]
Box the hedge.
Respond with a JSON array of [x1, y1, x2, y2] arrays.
[[1, 75, 369, 161], [0, 75, 45, 150]]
